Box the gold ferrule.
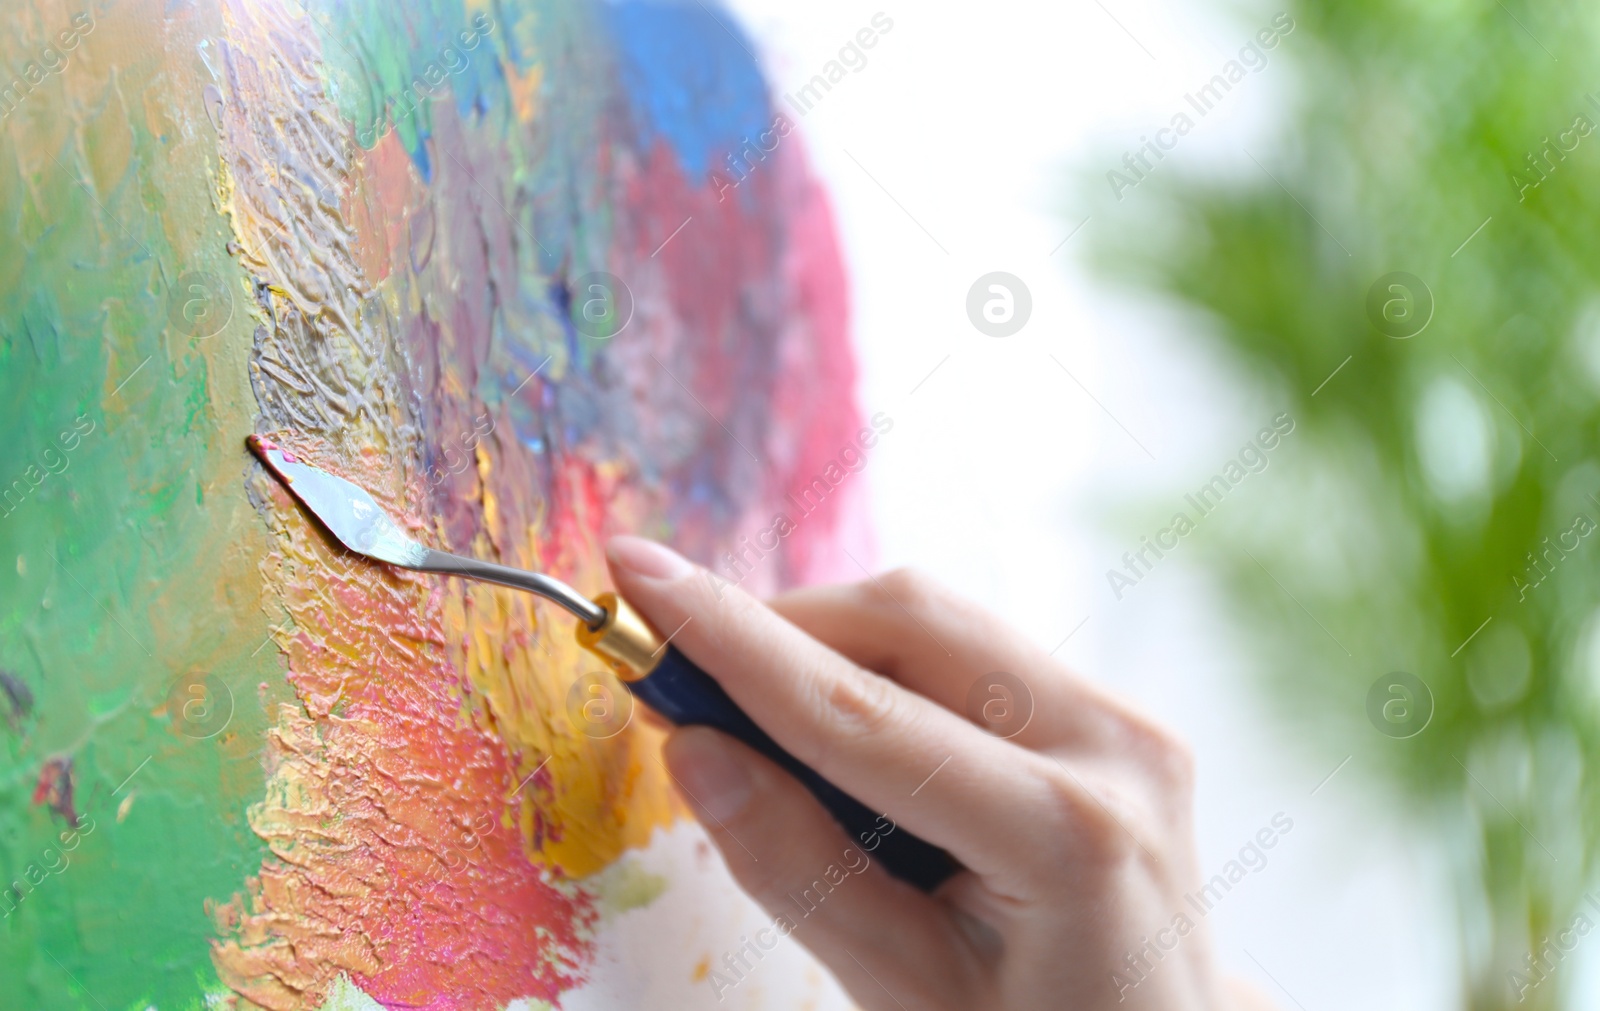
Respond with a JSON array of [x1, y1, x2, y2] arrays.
[[574, 592, 666, 681]]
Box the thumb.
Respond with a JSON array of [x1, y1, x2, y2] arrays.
[[663, 725, 978, 1008]]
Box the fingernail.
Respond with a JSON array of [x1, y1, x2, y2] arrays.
[[666, 727, 752, 823], [607, 535, 694, 581]]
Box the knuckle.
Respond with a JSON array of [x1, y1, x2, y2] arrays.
[[1159, 734, 1197, 790], [872, 566, 942, 613], [823, 666, 904, 740], [1031, 763, 1138, 864], [1120, 714, 1196, 790]]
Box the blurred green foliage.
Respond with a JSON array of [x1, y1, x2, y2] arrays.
[[1080, 3, 1600, 1007]]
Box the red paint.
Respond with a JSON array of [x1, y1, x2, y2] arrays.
[[212, 522, 596, 1008], [31, 756, 77, 826], [607, 132, 864, 583]]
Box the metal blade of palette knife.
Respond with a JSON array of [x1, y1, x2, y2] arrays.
[[247, 436, 427, 568]]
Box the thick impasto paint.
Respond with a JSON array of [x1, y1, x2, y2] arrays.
[[0, 1, 864, 1007]]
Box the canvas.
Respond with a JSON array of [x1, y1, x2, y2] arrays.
[[0, 1, 867, 1007]]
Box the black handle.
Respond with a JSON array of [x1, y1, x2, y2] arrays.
[[629, 645, 959, 892]]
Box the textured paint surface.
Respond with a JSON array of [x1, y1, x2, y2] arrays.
[[0, 0, 863, 1008]]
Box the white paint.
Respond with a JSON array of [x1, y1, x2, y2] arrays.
[[558, 820, 848, 1009]]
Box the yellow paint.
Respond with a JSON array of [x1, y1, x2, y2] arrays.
[[209, 0, 675, 893]]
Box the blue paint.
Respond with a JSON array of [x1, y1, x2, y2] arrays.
[[448, 5, 518, 127], [602, 0, 771, 179], [409, 131, 434, 184]]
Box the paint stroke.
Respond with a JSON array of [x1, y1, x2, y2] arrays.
[[0, 0, 866, 1007]]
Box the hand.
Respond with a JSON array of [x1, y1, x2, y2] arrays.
[[605, 535, 1276, 1011]]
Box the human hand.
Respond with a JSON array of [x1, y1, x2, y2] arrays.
[[605, 535, 1276, 1011]]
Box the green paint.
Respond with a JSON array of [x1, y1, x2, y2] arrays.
[[590, 855, 670, 918], [0, 3, 287, 1007]]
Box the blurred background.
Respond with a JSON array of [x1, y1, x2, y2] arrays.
[[726, 1, 1600, 1008]]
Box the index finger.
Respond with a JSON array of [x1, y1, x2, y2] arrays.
[[605, 536, 1057, 888], [768, 571, 1143, 751]]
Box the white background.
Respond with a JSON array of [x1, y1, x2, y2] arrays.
[[719, 1, 1465, 1007]]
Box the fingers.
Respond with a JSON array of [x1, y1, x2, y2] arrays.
[[768, 572, 1179, 757], [605, 536, 1049, 884], [767, 574, 1202, 859], [664, 726, 979, 1009]]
